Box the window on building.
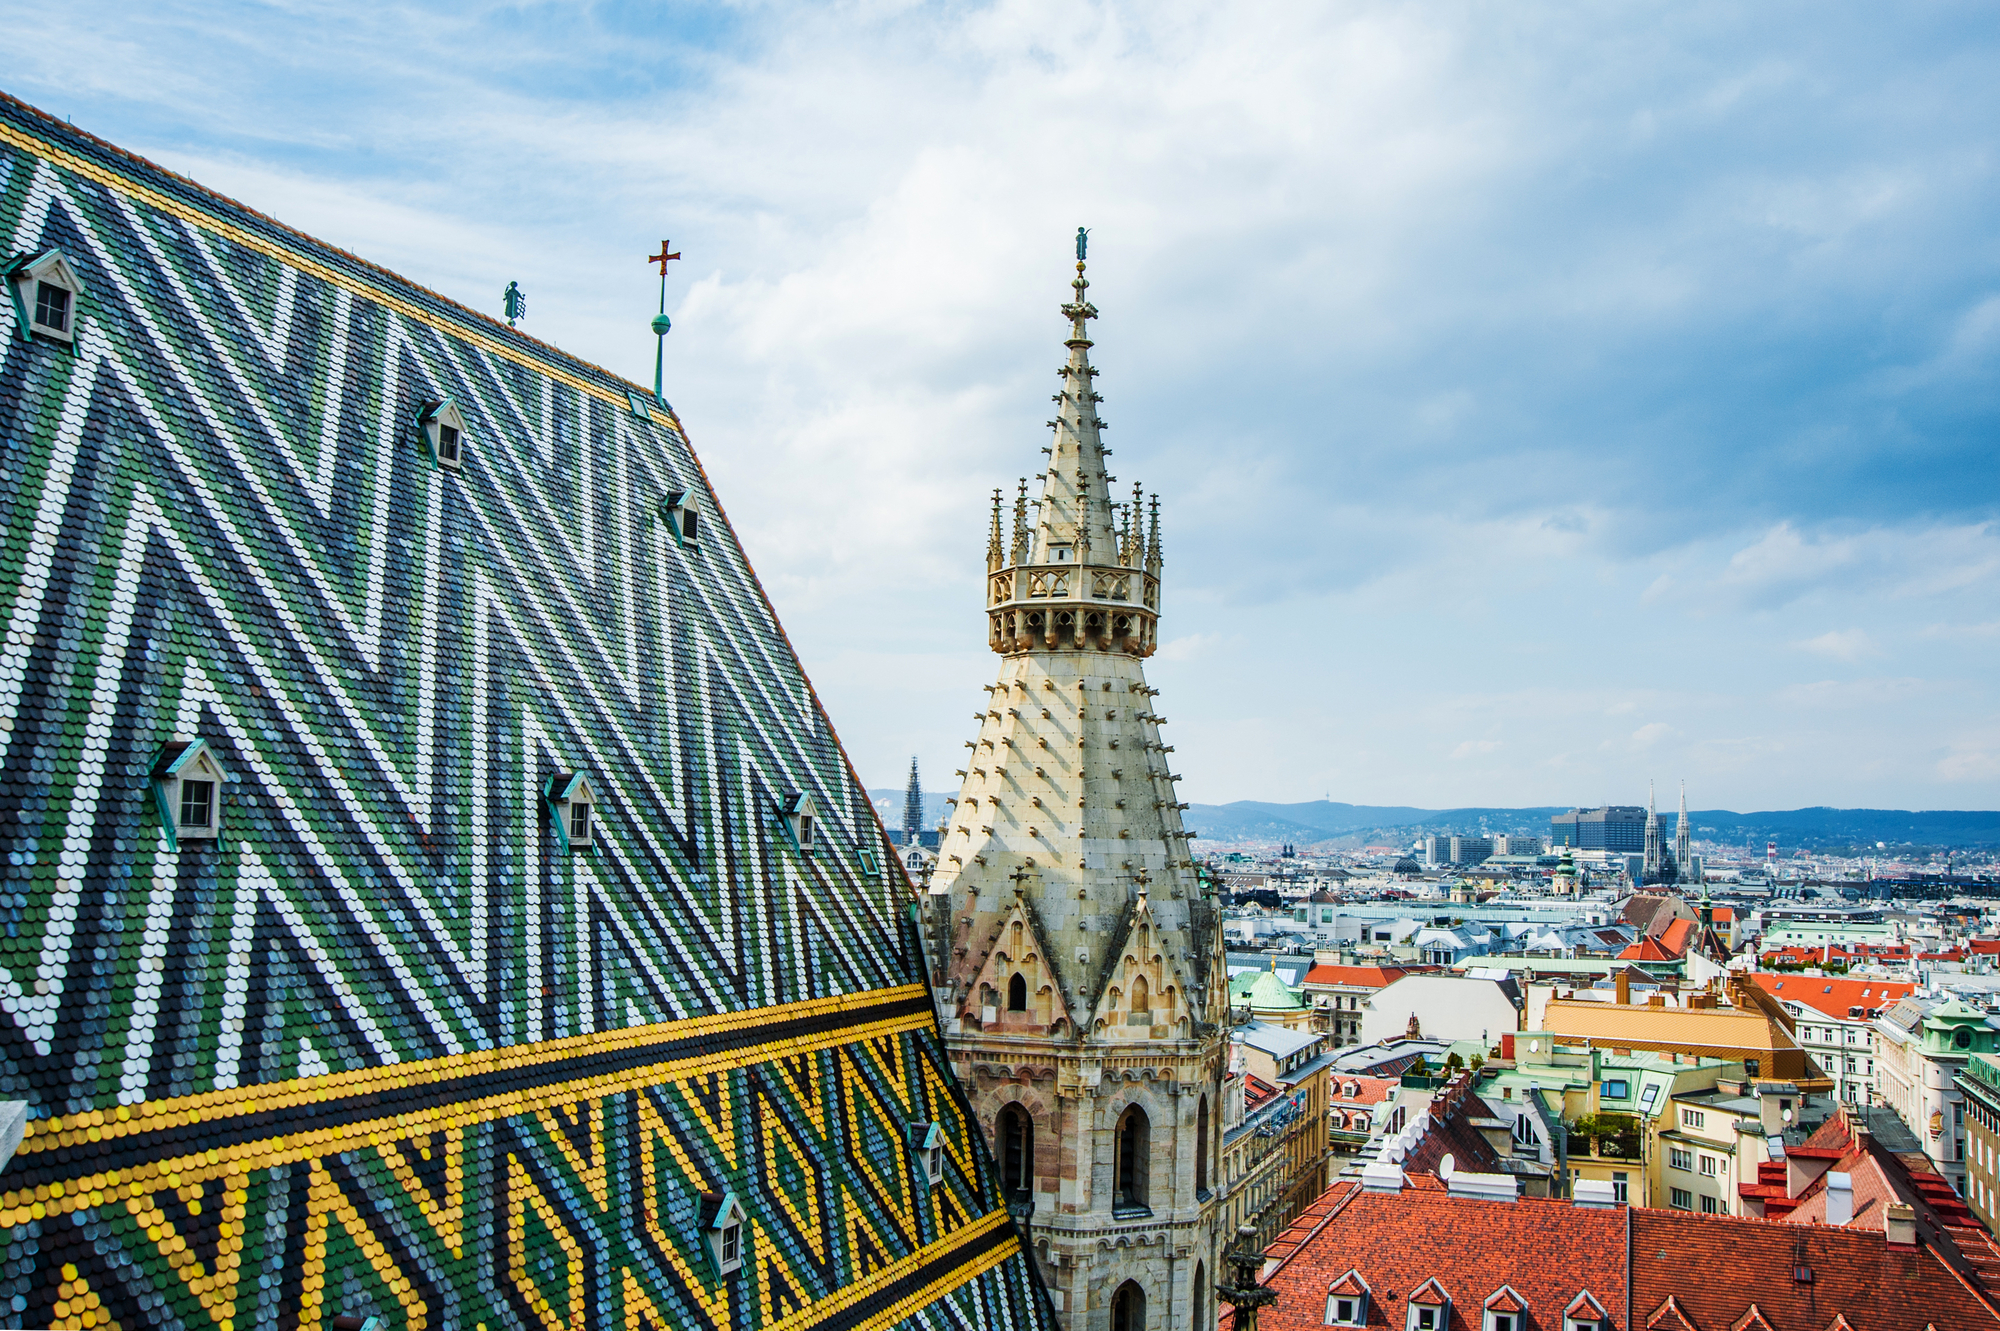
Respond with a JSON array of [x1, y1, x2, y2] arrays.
[[1328, 1295, 1362, 1326], [1671, 1188, 1693, 1210], [997, 1105, 1033, 1201], [705, 1191, 748, 1276], [1111, 1281, 1145, 1331], [1008, 973, 1029, 1012], [1196, 1096, 1210, 1195], [1612, 1172, 1628, 1203], [1639, 1084, 1660, 1111], [11, 250, 84, 343], [416, 399, 467, 470], [544, 772, 596, 852], [1670, 1148, 1692, 1172], [778, 792, 817, 853], [1682, 1109, 1705, 1130], [1958, 1028, 1975, 1050], [663, 489, 703, 549], [1115, 1106, 1150, 1212], [180, 779, 214, 830], [1602, 1080, 1629, 1099], [150, 738, 229, 850], [1699, 1155, 1718, 1177], [34, 282, 69, 335], [1700, 1195, 1722, 1214]]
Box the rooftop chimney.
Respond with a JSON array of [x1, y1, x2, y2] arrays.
[[1572, 1179, 1619, 1209], [1824, 1172, 1853, 1227], [1885, 1202, 1917, 1246], [1445, 1172, 1518, 1204], [1615, 970, 1631, 1005], [1361, 1161, 1406, 1194]]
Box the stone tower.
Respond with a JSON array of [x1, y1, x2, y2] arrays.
[[1644, 780, 1662, 881], [925, 240, 1228, 1330]]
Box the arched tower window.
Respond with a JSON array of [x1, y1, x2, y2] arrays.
[[1111, 1280, 1147, 1331], [1130, 975, 1151, 1016], [1196, 1095, 1210, 1195], [1192, 1263, 1208, 1331], [997, 1104, 1034, 1201], [1008, 972, 1029, 1012], [1115, 1105, 1150, 1211]]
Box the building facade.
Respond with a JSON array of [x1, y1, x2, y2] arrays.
[[1752, 973, 1913, 1106], [1956, 1052, 2000, 1231], [922, 246, 1229, 1329], [1550, 806, 1648, 852], [1876, 995, 1999, 1190]]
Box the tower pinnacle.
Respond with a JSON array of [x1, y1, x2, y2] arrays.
[[1644, 780, 1662, 882]]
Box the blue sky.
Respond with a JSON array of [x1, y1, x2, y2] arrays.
[[12, 1, 2000, 810]]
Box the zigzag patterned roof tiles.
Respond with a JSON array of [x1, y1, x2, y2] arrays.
[[0, 89, 1055, 1331]]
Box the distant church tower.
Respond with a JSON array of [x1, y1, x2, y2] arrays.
[[1643, 780, 1663, 882], [904, 756, 926, 846], [924, 236, 1227, 1330]]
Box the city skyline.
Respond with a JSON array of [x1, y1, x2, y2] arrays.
[[18, 2, 1998, 810]]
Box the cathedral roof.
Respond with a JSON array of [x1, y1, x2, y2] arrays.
[[0, 90, 1050, 1330]]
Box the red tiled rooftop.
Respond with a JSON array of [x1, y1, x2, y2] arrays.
[[1752, 972, 1915, 1020], [1632, 1208, 2000, 1331], [1254, 1184, 1625, 1331], [1303, 964, 1421, 988]]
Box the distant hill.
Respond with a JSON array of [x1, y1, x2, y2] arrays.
[[867, 791, 2000, 849], [1181, 801, 2000, 849]]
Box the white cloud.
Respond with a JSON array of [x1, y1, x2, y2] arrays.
[[13, 0, 2000, 809], [1794, 629, 1878, 661], [1451, 739, 1502, 759]]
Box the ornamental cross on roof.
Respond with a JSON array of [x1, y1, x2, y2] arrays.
[[649, 241, 681, 275]]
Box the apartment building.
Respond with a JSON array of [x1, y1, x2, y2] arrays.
[[1751, 973, 1914, 1105]]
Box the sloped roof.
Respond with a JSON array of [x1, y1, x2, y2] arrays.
[[1632, 1209, 2000, 1331], [1303, 963, 1418, 988], [0, 90, 1050, 1331], [1232, 968, 1306, 1009], [1752, 973, 1915, 1021], [1254, 1184, 1626, 1331]]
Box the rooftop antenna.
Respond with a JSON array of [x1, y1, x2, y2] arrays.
[[502, 281, 526, 327], [647, 240, 681, 404]]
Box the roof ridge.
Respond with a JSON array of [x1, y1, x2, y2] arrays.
[[0, 89, 665, 413]]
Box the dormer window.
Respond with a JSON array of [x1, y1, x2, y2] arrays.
[[1407, 1280, 1451, 1331], [1324, 1272, 1372, 1327], [416, 399, 466, 470], [663, 489, 701, 548], [150, 738, 230, 850], [544, 772, 597, 852], [1564, 1292, 1609, 1331], [701, 1190, 747, 1277], [779, 792, 817, 854], [909, 1121, 946, 1186], [9, 250, 84, 344], [1484, 1286, 1528, 1331]]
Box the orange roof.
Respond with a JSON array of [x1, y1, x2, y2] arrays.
[[1302, 964, 1416, 988], [1540, 986, 1823, 1085], [1618, 936, 1677, 961], [1752, 973, 1916, 1021]]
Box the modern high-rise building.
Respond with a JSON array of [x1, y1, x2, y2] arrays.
[[1550, 805, 1648, 852], [923, 240, 1242, 1329]]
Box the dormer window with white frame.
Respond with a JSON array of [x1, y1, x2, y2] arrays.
[[701, 1190, 747, 1277], [416, 399, 466, 471], [778, 791, 816, 854], [1406, 1280, 1451, 1331], [663, 489, 701, 549], [544, 771, 597, 853], [909, 1120, 946, 1186], [1484, 1286, 1529, 1331], [8, 250, 84, 345], [1564, 1291, 1609, 1331], [1323, 1271, 1372, 1327], [150, 738, 230, 850]]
